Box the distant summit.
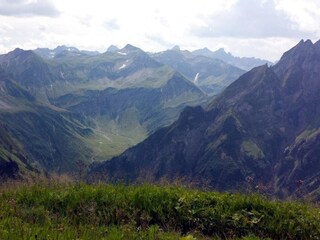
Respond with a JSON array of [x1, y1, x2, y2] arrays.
[[122, 44, 142, 53], [10, 48, 25, 57], [34, 46, 99, 59], [106, 45, 119, 52], [0, 48, 61, 90], [55, 45, 79, 53], [193, 47, 272, 71], [171, 45, 180, 51], [212, 48, 233, 59], [151, 47, 245, 95]]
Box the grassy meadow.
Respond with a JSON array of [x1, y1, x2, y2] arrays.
[[0, 182, 319, 239]]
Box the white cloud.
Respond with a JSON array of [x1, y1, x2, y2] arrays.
[[0, 0, 59, 17], [0, 0, 319, 61], [191, 0, 313, 38], [276, 0, 320, 33], [104, 19, 120, 31]]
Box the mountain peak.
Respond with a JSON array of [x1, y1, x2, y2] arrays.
[[272, 38, 320, 98], [216, 48, 226, 53], [294, 39, 313, 50], [299, 39, 312, 45], [213, 48, 232, 57], [172, 45, 180, 51], [123, 44, 141, 52], [192, 47, 212, 55], [107, 45, 119, 52], [12, 48, 25, 53], [10, 48, 26, 57], [7, 48, 37, 60], [54, 45, 79, 53], [276, 39, 316, 65]]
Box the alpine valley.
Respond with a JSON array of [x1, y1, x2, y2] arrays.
[[0, 44, 250, 179], [89, 39, 320, 200]]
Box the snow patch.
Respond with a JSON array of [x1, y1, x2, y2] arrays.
[[119, 64, 126, 70], [117, 51, 127, 56], [193, 73, 200, 84], [60, 71, 65, 79]]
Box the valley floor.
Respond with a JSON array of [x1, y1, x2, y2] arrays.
[[0, 182, 319, 239]]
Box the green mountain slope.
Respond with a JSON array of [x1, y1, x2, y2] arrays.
[[0, 70, 97, 177]]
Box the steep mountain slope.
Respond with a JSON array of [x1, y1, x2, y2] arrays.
[[0, 105, 96, 171], [193, 48, 273, 71], [152, 49, 244, 95], [271, 39, 320, 198], [0, 69, 97, 177], [0, 69, 38, 178], [90, 40, 320, 199]]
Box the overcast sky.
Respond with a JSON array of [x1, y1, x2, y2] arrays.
[[0, 0, 319, 61]]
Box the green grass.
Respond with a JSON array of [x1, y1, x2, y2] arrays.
[[0, 183, 319, 239], [83, 129, 146, 161], [82, 117, 147, 161]]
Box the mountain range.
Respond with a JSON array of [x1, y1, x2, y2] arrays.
[[2, 43, 247, 178], [89, 39, 320, 200], [34, 45, 100, 59], [152, 48, 245, 95], [192, 47, 273, 71], [4, 40, 318, 200]]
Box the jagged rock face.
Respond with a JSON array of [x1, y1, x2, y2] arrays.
[[89, 40, 320, 198]]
